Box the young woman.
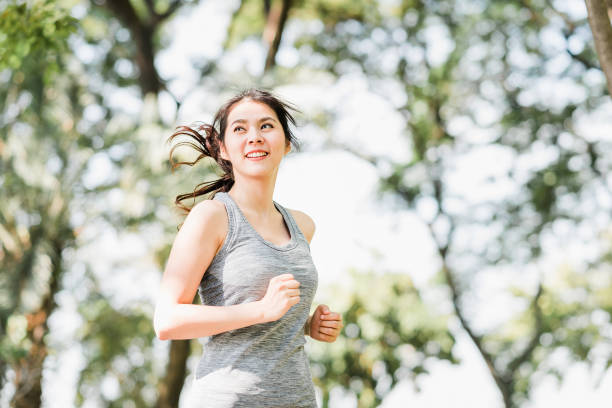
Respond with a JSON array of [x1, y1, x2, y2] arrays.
[[153, 88, 343, 407]]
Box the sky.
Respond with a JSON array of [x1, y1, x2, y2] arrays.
[[21, 0, 612, 407]]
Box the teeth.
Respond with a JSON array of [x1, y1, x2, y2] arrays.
[[246, 152, 268, 158]]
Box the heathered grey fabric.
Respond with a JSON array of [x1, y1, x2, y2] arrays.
[[186, 192, 319, 408]]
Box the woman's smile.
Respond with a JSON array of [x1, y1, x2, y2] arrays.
[[245, 150, 269, 160]]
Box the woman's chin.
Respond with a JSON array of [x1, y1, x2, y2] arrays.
[[235, 168, 278, 180]]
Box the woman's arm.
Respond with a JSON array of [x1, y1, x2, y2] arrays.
[[155, 302, 265, 340], [154, 200, 300, 340], [290, 209, 316, 337], [291, 209, 343, 342], [154, 200, 263, 340]]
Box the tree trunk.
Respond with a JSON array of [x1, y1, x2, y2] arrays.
[[11, 238, 63, 408], [134, 23, 162, 96], [585, 0, 612, 96], [156, 339, 191, 408]]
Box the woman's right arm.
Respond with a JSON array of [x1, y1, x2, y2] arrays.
[[153, 200, 300, 340]]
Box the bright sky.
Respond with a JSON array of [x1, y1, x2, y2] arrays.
[[33, 1, 612, 407]]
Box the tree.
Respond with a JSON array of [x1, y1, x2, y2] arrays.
[[96, 0, 183, 96], [4, 0, 611, 406], [223, 0, 612, 405], [0, 0, 196, 406], [0, 2, 78, 405], [585, 0, 612, 95], [84, 1, 196, 406]]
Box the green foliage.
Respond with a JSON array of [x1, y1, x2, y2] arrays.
[[2, 0, 611, 406], [269, 0, 612, 405], [0, 0, 192, 404], [293, 0, 382, 26], [487, 261, 612, 405], [76, 279, 157, 407], [309, 270, 456, 407], [225, 0, 382, 51], [0, 1, 81, 387], [224, 0, 266, 49], [0, 0, 77, 71]]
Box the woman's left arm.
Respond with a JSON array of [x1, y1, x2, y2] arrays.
[[290, 209, 344, 342]]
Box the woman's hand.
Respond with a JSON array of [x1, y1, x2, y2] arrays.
[[308, 304, 343, 342], [258, 273, 301, 323]]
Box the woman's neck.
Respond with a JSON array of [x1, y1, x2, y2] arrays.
[[228, 174, 278, 218]]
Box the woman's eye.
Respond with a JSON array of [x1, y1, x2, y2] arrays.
[[261, 123, 272, 129], [233, 126, 245, 132]]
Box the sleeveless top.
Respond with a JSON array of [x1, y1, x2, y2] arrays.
[[187, 192, 319, 408]]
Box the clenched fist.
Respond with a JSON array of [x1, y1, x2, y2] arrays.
[[307, 304, 343, 342], [258, 273, 301, 323]]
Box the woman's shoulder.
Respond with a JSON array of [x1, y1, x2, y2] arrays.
[[181, 199, 228, 240], [287, 208, 315, 243], [190, 198, 227, 219]]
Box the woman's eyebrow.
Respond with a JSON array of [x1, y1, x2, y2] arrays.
[[230, 116, 278, 126], [230, 119, 247, 126]]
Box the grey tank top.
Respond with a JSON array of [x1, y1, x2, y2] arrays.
[[188, 192, 319, 408]]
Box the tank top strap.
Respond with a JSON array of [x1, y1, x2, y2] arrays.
[[212, 192, 239, 255], [273, 201, 307, 244]]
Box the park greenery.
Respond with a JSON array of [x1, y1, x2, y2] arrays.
[[1, 0, 612, 407]]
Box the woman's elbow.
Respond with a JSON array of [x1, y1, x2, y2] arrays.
[[155, 325, 171, 341], [153, 309, 172, 340]]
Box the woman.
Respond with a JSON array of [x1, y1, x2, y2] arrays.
[[153, 88, 343, 407]]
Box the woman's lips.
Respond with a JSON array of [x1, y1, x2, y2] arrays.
[[245, 151, 269, 161], [246, 154, 268, 161]]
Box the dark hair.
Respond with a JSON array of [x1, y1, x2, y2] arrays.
[[167, 88, 301, 214]]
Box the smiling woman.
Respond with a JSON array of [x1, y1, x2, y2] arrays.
[[166, 89, 301, 213], [155, 88, 344, 407]]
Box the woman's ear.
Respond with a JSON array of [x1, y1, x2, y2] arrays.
[[220, 142, 229, 160], [284, 143, 291, 155]]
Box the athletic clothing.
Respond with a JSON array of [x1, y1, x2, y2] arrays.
[[186, 192, 319, 407]]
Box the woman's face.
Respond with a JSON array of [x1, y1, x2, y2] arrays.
[[220, 99, 290, 179]]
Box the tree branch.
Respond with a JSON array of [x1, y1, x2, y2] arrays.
[[144, 0, 156, 16], [428, 221, 512, 407], [102, 0, 166, 95], [154, 0, 182, 24], [425, 169, 513, 406], [545, 1, 600, 70], [507, 282, 544, 374], [585, 0, 612, 96], [566, 48, 599, 70], [263, 0, 292, 73]]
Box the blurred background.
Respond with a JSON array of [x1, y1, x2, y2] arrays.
[[1, 0, 612, 407]]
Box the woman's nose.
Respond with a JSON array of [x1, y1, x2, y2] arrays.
[[247, 128, 263, 144]]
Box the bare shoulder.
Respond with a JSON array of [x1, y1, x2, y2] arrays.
[[288, 209, 316, 244], [187, 198, 226, 221], [181, 199, 227, 242]]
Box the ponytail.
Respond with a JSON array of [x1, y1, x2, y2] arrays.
[[167, 123, 234, 214]]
